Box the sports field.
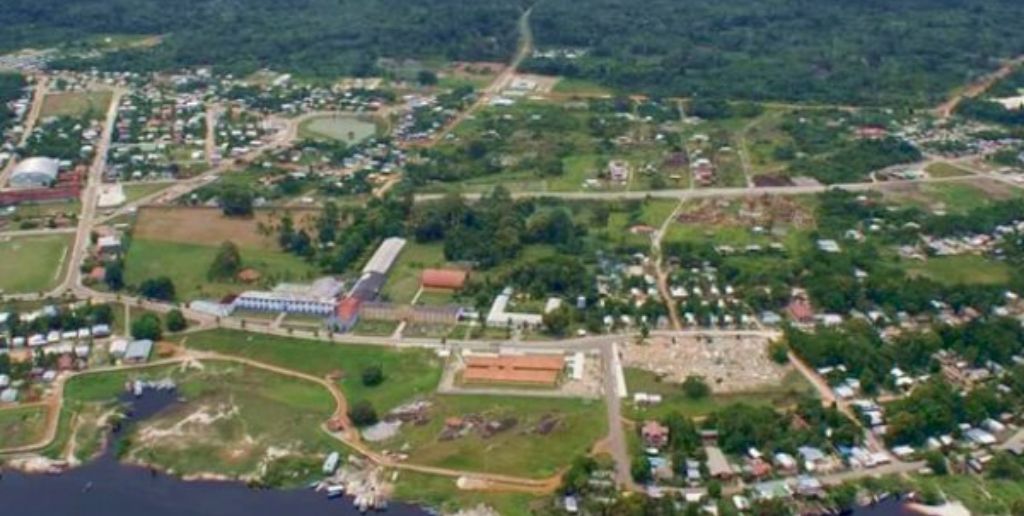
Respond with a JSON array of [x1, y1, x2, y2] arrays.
[[0, 234, 71, 294]]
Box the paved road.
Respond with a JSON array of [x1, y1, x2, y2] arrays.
[[413, 172, 1010, 203]]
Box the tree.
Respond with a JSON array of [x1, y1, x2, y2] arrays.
[[542, 305, 572, 337], [417, 70, 438, 86], [681, 375, 710, 399], [131, 313, 163, 341], [138, 276, 176, 301], [707, 480, 722, 499], [220, 188, 254, 217], [348, 400, 379, 427], [768, 340, 789, 364], [104, 261, 124, 291], [361, 365, 384, 387], [630, 455, 652, 484], [208, 241, 242, 280], [924, 450, 948, 475], [166, 309, 187, 332]]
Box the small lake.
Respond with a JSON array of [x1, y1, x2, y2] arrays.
[[0, 389, 428, 516], [304, 115, 378, 144]]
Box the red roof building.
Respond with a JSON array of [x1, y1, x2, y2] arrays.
[[421, 268, 468, 290]]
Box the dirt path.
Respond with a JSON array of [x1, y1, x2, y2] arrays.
[[653, 201, 686, 331], [936, 55, 1024, 119]]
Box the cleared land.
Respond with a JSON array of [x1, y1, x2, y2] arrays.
[[0, 234, 71, 294], [624, 368, 816, 420], [39, 91, 114, 120], [376, 394, 607, 478], [0, 405, 49, 449], [124, 207, 323, 300], [393, 471, 539, 516], [183, 330, 443, 413], [127, 362, 337, 481], [912, 474, 1024, 515]]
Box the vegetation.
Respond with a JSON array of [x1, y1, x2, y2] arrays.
[[130, 312, 163, 341], [526, 0, 1024, 105], [7, 0, 521, 78]]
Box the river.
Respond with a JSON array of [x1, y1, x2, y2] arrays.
[[0, 389, 429, 516]]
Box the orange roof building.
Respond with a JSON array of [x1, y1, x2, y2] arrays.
[[421, 268, 468, 290], [462, 354, 564, 386]]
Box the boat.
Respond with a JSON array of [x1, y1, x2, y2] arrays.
[[326, 485, 345, 498]]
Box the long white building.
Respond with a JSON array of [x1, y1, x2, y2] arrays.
[[232, 277, 344, 316], [362, 237, 406, 275]]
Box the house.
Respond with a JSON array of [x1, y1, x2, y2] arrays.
[[421, 268, 468, 291], [124, 339, 153, 364], [705, 446, 733, 479], [96, 235, 122, 255], [641, 420, 670, 449], [607, 160, 630, 182]]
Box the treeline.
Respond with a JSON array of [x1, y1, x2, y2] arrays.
[[0, 73, 26, 130], [789, 137, 922, 185], [6, 0, 522, 77], [957, 98, 1024, 127], [524, 0, 1024, 106]]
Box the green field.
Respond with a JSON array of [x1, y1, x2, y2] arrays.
[[123, 238, 321, 300], [183, 330, 443, 413], [906, 255, 1013, 286], [377, 394, 607, 478], [623, 368, 816, 420], [0, 405, 48, 449], [39, 91, 114, 120], [0, 234, 71, 294], [551, 78, 613, 96]]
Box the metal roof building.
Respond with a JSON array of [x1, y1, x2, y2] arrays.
[[362, 237, 406, 275], [9, 157, 60, 189]]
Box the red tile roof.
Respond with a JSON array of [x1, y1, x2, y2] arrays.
[[421, 268, 468, 290]]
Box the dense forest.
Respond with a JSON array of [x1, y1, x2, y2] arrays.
[[525, 0, 1024, 106], [2, 0, 524, 77]]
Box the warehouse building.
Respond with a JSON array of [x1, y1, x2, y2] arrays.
[[9, 157, 60, 189], [362, 237, 406, 275]]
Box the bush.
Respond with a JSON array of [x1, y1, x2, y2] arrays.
[[349, 401, 379, 427], [681, 375, 711, 399], [138, 276, 176, 301], [361, 365, 384, 387], [768, 341, 789, 364], [166, 309, 187, 332]]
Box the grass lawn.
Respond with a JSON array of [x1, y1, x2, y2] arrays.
[[40, 91, 114, 120], [351, 319, 400, 336], [182, 329, 443, 413], [123, 238, 321, 301], [0, 234, 71, 294], [925, 162, 973, 178], [378, 394, 607, 478], [127, 362, 338, 480], [393, 471, 540, 516], [382, 242, 448, 304], [123, 182, 174, 203], [913, 474, 1024, 514], [906, 255, 1013, 286], [623, 368, 816, 420], [0, 405, 49, 449]]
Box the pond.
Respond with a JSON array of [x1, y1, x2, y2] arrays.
[[302, 115, 378, 144]]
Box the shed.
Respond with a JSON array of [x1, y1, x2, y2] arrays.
[[124, 339, 153, 364]]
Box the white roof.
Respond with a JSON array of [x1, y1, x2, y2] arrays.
[[10, 157, 60, 187]]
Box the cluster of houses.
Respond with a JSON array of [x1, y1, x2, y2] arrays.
[[669, 265, 758, 329], [634, 420, 851, 508], [0, 305, 116, 404], [108, 87, 208, 180], [0, 79, 34, 168]]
